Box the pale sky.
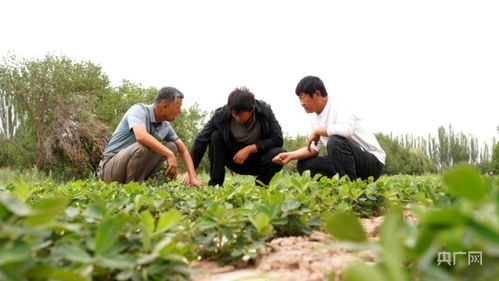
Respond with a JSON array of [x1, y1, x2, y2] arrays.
[[1, 0, 498, 145]]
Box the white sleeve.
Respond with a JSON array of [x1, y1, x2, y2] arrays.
[[326, 104, 355, 138]]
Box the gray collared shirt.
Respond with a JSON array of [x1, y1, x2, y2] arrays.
[[103, 103, 179, 157]]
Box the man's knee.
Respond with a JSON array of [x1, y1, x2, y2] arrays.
[[327, 135, 348, 147], [296, 159, 309, 174], [209, 130, 225, 153], [327, 135, 350, 154], [130, 142, 152, 158], [265, 147, 286, 160]]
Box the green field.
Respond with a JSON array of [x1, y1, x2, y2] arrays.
[[0, 167, 498, 281]]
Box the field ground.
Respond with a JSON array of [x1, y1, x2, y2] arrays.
[[0, 167, 498, 281], [191, 213, 417, 281]]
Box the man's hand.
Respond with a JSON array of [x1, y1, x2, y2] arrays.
[[182, 173, 202, 187], [306, 130, 321, 152], [233, 146, 252, 164], [272, 152, 292, 165], [165, 155, 178, 179]]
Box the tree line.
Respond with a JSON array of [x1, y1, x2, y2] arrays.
[[1, 54, 498, 179]]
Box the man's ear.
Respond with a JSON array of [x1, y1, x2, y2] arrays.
[[314, 90, 322, 97]]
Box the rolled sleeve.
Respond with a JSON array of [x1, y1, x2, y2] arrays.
[[327, 104, 355, 138], [127, 105, 148, 130]]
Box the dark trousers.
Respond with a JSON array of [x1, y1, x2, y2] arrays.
[[297, 135, 383, 181], [208, 131, 286, 186]]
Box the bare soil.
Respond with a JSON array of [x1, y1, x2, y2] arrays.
[[190, 215, 395, 281]]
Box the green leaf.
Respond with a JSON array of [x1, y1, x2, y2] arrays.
[[250, 212, 270, 230], [83, 204, 104, 219], [467, 220, 499, 244], [134, 194, 143, 213], [443, 165, 487, 201], [140, 211, 155, 233], [324, 212, 367, 242], [0, 242, 30, 266], [344, 262, 385, 281], [281, 200, 301, 212], [13, 180, 31, 202], [26, 197, 69, 226], [53, 244, 92, 263], [268, 171, 282, 189], [156, 209, 184, 233], [50, 269, 86, 281], [141, 211, 154, 251], [379, 210, 407, 281], [290, 177, 303, 191], [413, 227, 437, 255], [95, 255, 135, 269], [0, 193, 31, 216], [250, 212, 273, 235], [422, 209, 470, 227], [0, 268, 27, 281], [196, 220, 217, 230], [95, 216, 122, 255]]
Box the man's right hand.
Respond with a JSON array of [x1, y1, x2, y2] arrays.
[[165, 155, 178, 179], [182, 173, 202, 187], [272, 152, 292, 165]]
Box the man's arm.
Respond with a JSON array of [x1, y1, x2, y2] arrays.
[[190, 116, 217, 169], [132, 126, 178, 178], [255, 104, 284, 152], [272, 146, 319, 165], [306, 127, 328, 152], [175, 139, 202, 187]]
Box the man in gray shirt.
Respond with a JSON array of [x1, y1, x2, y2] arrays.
[[99, 87, 201, 187]]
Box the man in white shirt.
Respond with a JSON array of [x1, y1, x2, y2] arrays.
[[273, 76, 385, 181]]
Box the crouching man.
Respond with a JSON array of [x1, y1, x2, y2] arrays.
[[189, 87, 286, 186], [273, 76, 385, 181], [98, 86, 201, 187]]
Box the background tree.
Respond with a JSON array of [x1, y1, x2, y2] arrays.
[[1, 54, 111, 177], [376, 133, 437, 175], [493, 126, 499, 174], [92, 80, 157, 128]]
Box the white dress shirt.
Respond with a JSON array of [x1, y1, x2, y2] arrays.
[[309, 98, 386, 164]]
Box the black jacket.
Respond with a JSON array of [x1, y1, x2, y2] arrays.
[[191, 100, 283, 169]]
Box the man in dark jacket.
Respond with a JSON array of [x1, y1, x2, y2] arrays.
[[188, 87, 285, 186]]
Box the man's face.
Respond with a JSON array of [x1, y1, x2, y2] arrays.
[[298, 93, 316, 113], [231, 110, 253, 125], [164, 97, 182, 122]]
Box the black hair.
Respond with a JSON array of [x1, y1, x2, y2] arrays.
[[154, 87, 184, 106], [227, 87, 255, 114], [295, 76, 328, 97]]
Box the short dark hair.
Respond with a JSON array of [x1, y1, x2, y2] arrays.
[[227, 87, 255, 114], [154, 87, 184, 106], [295, 76, 328, 97]]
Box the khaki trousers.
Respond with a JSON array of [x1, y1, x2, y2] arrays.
[[101, 142, 177, 184]]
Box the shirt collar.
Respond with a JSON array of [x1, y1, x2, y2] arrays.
[[146, 104, 158, 123], [317, 98, 331, 120]]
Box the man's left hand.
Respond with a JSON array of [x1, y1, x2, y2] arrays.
[[233, 147, 251, 164], [306, 130, 321, 152]]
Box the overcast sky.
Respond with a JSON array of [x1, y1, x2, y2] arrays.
[[1, 0, 498, 145]]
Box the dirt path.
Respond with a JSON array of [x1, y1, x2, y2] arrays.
[[190, 216, 386, 281]]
